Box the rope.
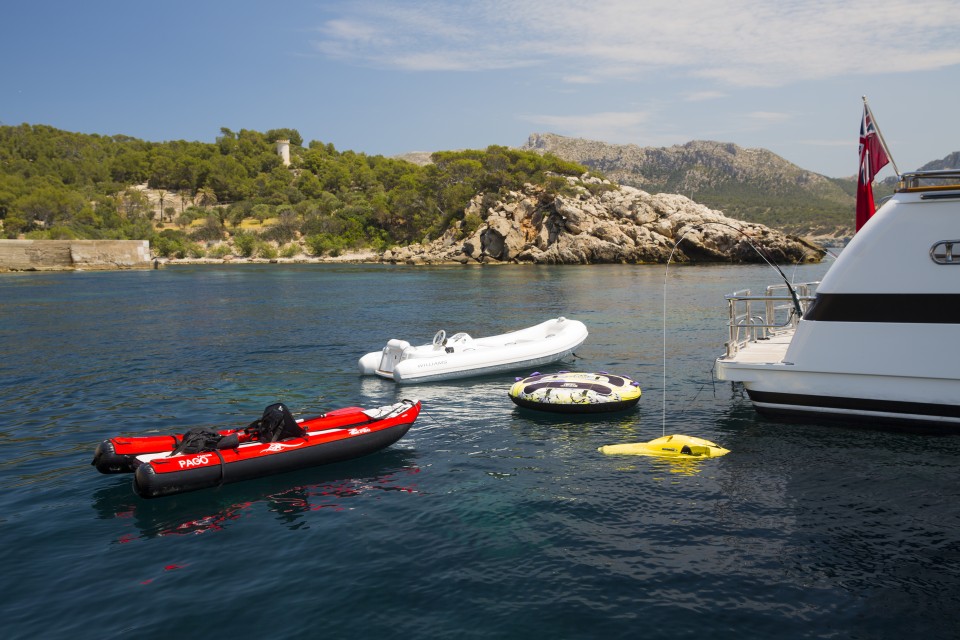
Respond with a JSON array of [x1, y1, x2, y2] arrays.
[[418, 406, 453, 431], [662, 227, 697, 437], [661, 220, 804, 436]]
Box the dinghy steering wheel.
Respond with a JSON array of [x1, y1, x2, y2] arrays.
[[432, 330, 446, 347]]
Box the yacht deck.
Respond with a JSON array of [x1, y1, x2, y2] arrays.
[[719, 331, 792, 365]]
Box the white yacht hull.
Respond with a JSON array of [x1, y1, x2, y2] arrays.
[[714, 168, 960, 428]]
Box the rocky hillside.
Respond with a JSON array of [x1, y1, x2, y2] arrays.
[[521, 133, 855, 239], [384, 174, 822, 266], [918, 151, 960, 171]]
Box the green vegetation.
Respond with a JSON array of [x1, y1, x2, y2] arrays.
[[684, 177, 896, 236], [0, 124, 591, 254]]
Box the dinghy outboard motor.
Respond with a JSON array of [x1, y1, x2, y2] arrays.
[[374, 339, 412, 377]]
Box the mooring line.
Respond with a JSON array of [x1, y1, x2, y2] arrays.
[[662, 220, 806, 436]]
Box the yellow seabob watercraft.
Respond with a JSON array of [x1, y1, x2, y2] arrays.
[[599, 434, 730, 458]]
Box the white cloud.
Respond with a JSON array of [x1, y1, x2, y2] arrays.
[[562, 75, 603, 85], [312, 0, 960, 85], [747, 111, 791, 124], [684, 91, 726, 102]]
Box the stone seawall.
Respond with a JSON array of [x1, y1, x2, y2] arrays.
[[0, 240, 152, 271]]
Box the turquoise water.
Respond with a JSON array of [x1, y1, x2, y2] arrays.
[[2, 263, 959, 639]]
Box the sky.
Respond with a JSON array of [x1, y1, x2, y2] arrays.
[[3, 0, 959, 178]]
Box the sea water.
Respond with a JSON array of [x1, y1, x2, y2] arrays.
[[2, 263, 959, 639]]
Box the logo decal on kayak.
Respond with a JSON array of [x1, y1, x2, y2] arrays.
[[266, 442, 304, 452], [348, 427, 371, 435], [178, 455, 210, 468]]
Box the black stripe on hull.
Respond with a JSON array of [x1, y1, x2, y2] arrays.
[[746, 389, 960, 427], [803, 294, 960, 323]]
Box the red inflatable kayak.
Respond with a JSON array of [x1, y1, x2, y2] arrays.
[[92, 399, 421, 498]]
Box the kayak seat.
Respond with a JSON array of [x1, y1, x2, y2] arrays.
[[246, 402, 307, 443], [170, 428, 241, 455]]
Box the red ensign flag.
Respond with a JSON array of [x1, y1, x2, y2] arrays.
[[855, 104, 890, 231]]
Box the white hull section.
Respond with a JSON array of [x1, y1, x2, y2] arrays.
[[717, 356, 960, 425], [358, 317, 588, 384], [716, 306, 960, 426]]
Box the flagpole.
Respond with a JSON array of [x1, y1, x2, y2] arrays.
[[862, 95, 900, 176]]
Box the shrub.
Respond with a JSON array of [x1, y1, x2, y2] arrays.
[[185, 243, 205, 258], [232, 231, 257, 257], [257, 242, 278, 260], [261, 210, 300, 244], [305, 232, 347, 256], [207, 243, 231, 258], [251, 204, 273, 223], [176, 206, 205, 229], [152, 229, 194, 258], [190, 214, 225, 242], [461, 211, 484, 238]]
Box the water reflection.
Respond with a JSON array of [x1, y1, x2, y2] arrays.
[[511, 405, 642, 431], [91, 450, 419, 539], [603, 455, 719, 477]]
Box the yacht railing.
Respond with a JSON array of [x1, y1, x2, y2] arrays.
[[723, 282, 819, 358], [897, 170, 960, 192]]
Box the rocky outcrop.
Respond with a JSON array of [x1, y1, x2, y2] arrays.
[[382, 175, 823, 265]]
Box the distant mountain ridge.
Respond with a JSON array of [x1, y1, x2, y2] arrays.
[[918, 151, 960, 171], [522, 134, 831, 194], [520, 133, 857, 238]]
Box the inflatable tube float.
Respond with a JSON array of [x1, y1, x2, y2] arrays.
[[599, 434, 729, 458], [92, 399, 420, 498], [508, 371, 641, 413]]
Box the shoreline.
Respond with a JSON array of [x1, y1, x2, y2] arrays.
[[161, 250, 382, 266]]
